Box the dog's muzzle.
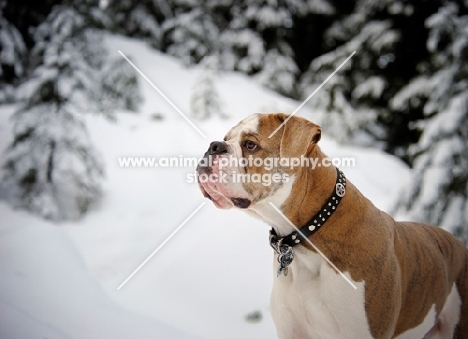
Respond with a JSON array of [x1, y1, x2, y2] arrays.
[[196, 141, 227, 175]]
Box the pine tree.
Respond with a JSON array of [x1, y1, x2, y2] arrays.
[[393, 3, 468, 244], [95, 56, 142, 118], [220, 0, 314, 97], [1, 4, 140, 221], [104, 0, 172, 48], [0, 1, 26, 102], [190, 55, 225, 120], [248, 0, 300, 96], [299, 0, 403, 147], [298, 0, 449, 157], [162, 0, 220, 65], [219, 14, 265, 74]]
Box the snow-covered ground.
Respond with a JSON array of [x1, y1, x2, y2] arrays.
[[0, 35, 410, 339]]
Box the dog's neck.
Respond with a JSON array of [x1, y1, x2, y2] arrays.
[[248, 147, 370, 238]]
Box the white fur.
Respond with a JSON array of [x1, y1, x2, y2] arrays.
[[216, 114, 261, 203], [247, 173, 373, 338], [434, 283, 462, 338], [247, 175, 296, 236], [226, 113, 260, 145], [395, 304, 437, 339], [270, 246, 373, 339], [396, 283, 461, 339]]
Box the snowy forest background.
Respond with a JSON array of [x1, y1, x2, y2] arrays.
[[1, 0, 467, 242], [0, 0, 468, 337]]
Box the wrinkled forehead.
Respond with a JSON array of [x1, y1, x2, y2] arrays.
[[224, 113, 260, 142]]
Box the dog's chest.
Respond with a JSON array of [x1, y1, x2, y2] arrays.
[[270, 247, 373, 339]]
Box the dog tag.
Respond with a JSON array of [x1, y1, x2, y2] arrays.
[[277, 244, 294, 277], [277, 266, 288, 277]]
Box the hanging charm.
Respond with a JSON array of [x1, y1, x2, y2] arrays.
[[269, 230, 295, 277], [276, 243, 294, 277]]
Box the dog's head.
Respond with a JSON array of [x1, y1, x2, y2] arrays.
[[196, 113, 321, 210]]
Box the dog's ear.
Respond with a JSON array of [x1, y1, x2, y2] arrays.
[[277, 114, 321, 159]]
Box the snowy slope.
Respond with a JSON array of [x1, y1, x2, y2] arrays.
[[0, 203, 194, 339], [0, 35, 410, 339]]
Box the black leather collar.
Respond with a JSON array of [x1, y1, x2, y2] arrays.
[[269, 167, 346, 276]]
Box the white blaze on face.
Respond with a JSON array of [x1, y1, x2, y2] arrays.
[[207, 114, 261, 209], [220, 114, 261, 204], [225, 113, 260, 159]]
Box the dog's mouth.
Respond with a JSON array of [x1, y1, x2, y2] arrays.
[[197, 156, 251, 209], [199, 183, 251, 209], [198, 178, 253, 209], [230, 197, 251, 209]]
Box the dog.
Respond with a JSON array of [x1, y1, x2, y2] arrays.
[[196, 113, 468, 338]]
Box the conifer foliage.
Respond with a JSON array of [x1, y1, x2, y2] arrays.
[[0, 0, 26, 102], [190, 55, 225, 120], [393, 3, 468, 242], [299, 0, 407, 148], [1, 5, 140, 221], [105, 0, 172, 49], [163, 0, 220, 65]]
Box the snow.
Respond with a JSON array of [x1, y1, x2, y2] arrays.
[[257, 49, 298, 95], [246, 5, 289, 29], [0, 203, 193, 339], [0, 14, 26, 76], [219, 29, 265, 73], [352, 76, 386, 99], [0, 35, 410, 338]]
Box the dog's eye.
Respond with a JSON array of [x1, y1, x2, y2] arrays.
[[244, 140, 258, 152]]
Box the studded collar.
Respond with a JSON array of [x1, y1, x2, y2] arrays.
[[269, 167, 346, 276]]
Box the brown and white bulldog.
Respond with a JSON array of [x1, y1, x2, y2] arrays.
[[196, 113, 468, 338]]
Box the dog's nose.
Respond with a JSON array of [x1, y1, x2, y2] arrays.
[[208, 141, 227, 155]]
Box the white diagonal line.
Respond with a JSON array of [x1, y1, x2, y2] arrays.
[[268, 51, 356, 138], [268, 202, 357, 289], [118, 50, 207, 139], [117, 202, 206, 290]]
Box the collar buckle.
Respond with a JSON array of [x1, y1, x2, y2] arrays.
[[269, 229, 281, 254]]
